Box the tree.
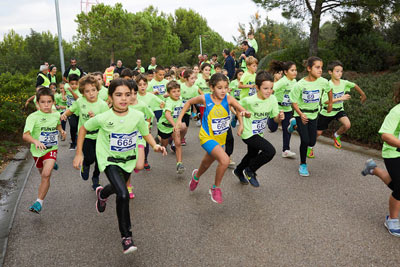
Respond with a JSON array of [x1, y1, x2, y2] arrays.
[[252, 0, 400, 56]]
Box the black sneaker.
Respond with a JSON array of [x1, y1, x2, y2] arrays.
[[232, 168, 248, 185], [122, 237, 137, 254], [95, 186, 107, 213], [69, 143, 76, 150], [80, 165, 90, 181], [243, 168, 259, 187]]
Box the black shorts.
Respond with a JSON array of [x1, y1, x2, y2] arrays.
[[183, 113, 190, 127], [317, 111, 347, 131], [158, 129, 172, 140]]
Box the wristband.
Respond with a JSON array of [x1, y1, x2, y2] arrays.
[[138, 144, 144, 149]]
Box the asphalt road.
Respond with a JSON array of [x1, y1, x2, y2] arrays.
[[3, 122, 399, 267]]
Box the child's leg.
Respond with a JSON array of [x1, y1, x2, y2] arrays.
[[172, 131, 182, 163], [337, 116, 351, 136], [383, 158, 400, 219], [267, 117, 278, 133], [144, 143, 149, 162], [67, 114, 79, 145], [236, 139, 259, 173], [210, 145, 230, 187], [37, 159, 56, 200], [225, 127, 234, 157], [196, 152, 216, 179], [281, 111, 292, 151], [296, 117, 310, 164], [245, 135, 276, 173]]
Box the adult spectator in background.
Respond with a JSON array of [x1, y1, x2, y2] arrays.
[[114, 60, 126, 75], [63, 58, 84, 82], [239, 41, 256, 70], [103, 63, 116, 87], [134, 59, 145, 73], [36, 65, 50, 87], [222, 49, 235, 80], [48, 65, 57, 83], [203, 54, 210, 65], [148, 57, 157, 71], [230, 50, 240, 69]]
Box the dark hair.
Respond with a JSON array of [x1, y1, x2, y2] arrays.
[[304, 56, 323, 70], [78, 74, 100, 94], [68, 74, 79, 82], [147, 69, 154, 75], [200, 63, 211, 71], [128, 79, 138, 92], [164, 73, 171, 79], [70, 58, 76, 61], [92, 71, 103, 78], [209, 73, 229, 88], [155, 65, 165, 73], [212, 53, 217, 57], [394, 82, 400, 104], [111, 63, 116, 67], [121, 68, 133, 78], [135, 74, 148, 85], [223, 49, 230, 55], [108, 78, 132, 96], [36, 87, 55, 102], [214, 63, 222, 69], [233, 69, 244, 80], [49, 65, 56, 72], [241, 40, 249, 46], [167, 80, 180, 93], [132, 70, 139, 77], [255, 70, 274, 88], [49, 82, 57, 88], [183, 69, 194, 79], [327, 60, 343, 72], [268, 60, 284, 74], [282, 61, 296, 72]]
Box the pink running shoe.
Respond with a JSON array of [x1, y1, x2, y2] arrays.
[[133, 168, 139, 173], [127, 184, 135, 199], [209, 187, 223, 204], [189, 169, 199, 191]]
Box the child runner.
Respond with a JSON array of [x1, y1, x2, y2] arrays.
[[65, 74, 82, 150], [157, 80, 186, 174], [314, 60, 367, 152], [230, 69, 244, 103], [238, 56, 257, 100], [195, 63, 211, 126], [268, 60, 284, 83], [267, 61, 298, 158], [73, 78, 166, 254], [23, 87, 66, 213], [176, 73, 250, 203], [234, 71, 284, 186], [92, 72, 109, 102], [55, 82, 67, 140], [288, 56, 333, 176], [180, 69, 199, 145], [361, 83, 400, 236], [146, 70, 154, 82], [147, 66, 168, 121]]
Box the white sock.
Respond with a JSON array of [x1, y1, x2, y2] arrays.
[[308, 146, 313, 149], [334, 132, 340, 138], [36, 199, 43, 206]]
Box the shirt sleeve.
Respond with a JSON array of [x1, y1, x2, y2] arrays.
[[23, 114, 35, 134], [84, 115, 101, 132], [379, 107, 400, 135], [137, 117, 150, 137], [344, 80, 356, 92], [289, 83, 301, 104], [269, 97, 280, 118], [69, 100, 80, 114], [36, 76, 44, 87], [273, 79, 284, 94], [164, 99, 174, 112]]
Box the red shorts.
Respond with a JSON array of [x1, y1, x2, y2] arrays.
[[33, 150, 58, 169]]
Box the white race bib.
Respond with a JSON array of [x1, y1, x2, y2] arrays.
[[153, 85, 165, 94], [249, 87, 256, 96], [302, 90, 320, 103], [333, 92, 344, 104], [281, 94, 291, 106], [172, 106, 183, 118], [110, 131, 138, 152], [252, 118, 267, 134], [39, 131, 58, 147], [234, 90, 240, 98], [66, 95, 75, 106], [211, 116, 230, 135]]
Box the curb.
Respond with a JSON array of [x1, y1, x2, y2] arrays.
[[0, 148, 33, 267]]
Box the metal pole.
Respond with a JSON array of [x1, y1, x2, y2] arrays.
[[55, 0, 65, 75], [199, 35, 202, 55]]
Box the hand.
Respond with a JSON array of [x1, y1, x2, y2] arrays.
[[163, 93, 169, 98], [88, 111, 95, 118], [241, 110, 251, 118], [60, 114, 68, 121], [174, 122, 181, 133], [237, 124, 244, 136], [60, 130, 66, 140], [160, 102, 165, 109], [153, 91, 159, 95], [341, 94, 351, 101], [360, 94, 367, 104], [24, 101, 29, 109], [153, 144, 167, 156], [34, 140, 46, 151], [300, 113, 308, 125], [73, 154, 83, 170], [278, 110, 285, 121]]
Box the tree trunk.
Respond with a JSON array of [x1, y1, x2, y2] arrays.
[[308, 1, 323, 56]]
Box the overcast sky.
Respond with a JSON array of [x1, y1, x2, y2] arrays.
[[0, 0, 293, 43]]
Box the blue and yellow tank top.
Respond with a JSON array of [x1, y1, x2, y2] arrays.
[[199, 94, 230, 146]]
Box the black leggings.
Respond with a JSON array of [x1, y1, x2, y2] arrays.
[[82, 138, 100, 178], [225, 127, 234, 157], [100, 165, 132, 238], [68, 114, 79, 145], [296, 117, 317, 164], [267, 111, 293, 151], [236, 134, 276, 173], [145, 143, 149, 162], [385, 157, 400, 201]]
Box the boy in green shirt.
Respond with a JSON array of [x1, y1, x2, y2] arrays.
[[146, 66, 169, 121], [65, 74, 82, 150], [238, 56, 257, 100], [23, 87, 66, 213], [55, 82, 67, 139]]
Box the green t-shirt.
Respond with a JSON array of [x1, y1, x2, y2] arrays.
[[98, 86, 109, 102], [239, 94, 279, 140], [24, 110, 61, 157], [65, 85, 82, 107], [137, 92, 164, 112], [273, 75, 297, 112], [55, 93, 67, 113], [180, 83, 199, 114], [379, 104, 400, 159], [249, 38, 258, 53], [240, 71, 256, 100], [147, 79, 168, 102], [135, 66, 145, 73], [84, 108, 149, 173], [157, 97, 183, 134], [69, 97, 109, 139], [148, 65, 157, 71], [320, 79, 355, 117], [289, 77, 331, 120], [67, 68, 81, 77], [229, 79, 241, 100], [130, 100, 154, 120], [195, 76, 210, 94]]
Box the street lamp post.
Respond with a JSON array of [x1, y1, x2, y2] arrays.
[[55, 0, 65, 75]]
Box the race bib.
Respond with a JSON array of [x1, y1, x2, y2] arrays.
[[249, 87, 256, 96], [39, 131, 58, 148], [333, 92, 344, 104], [302, 90, 320, 103], [234, 90, 240, 98], [153, 85, 165, 94], [110, 131, 138, 152], [66, 95, 75, 106], [172, 106, 183, 118], [211, 116, 230, 135], [281, 94, 291, 106], [252, 118, 267, 134]]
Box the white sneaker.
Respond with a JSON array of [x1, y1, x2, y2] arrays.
[[196, 120, 201, 127], [282, 150, 296, 158], [228, 159, 236, 169]]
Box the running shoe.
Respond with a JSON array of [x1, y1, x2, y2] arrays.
[[177, 162, 185, 174], [80, 165, 90, 181], [29, 201, 42, 214], [299, 164, 310, 177], [196, 120, 201, 127], [243, 167, 259, 187], [127, 184, 135, 199], [307, 147, 315, 158], [181, 138, 187, 146], [287, 118, 297, 134], [133, 168, 139, 173], [228, 158, 236, 169], [384, 216, 400, 237], [189, 169, 199, 191], [231, 118, 237, 128], [361, 159, 377, 176], [171, 142, 176, 153], [209, 187, 223, 204], [53, 162, 59, 171], [282, 150, 296, 158], [144, 162, 151, 171], [95, 186, 107, 213], [69, 143, 76, 150], [334, 135, 342, 149], [232, 168, 248, 185], [122, 237, 137, 254]]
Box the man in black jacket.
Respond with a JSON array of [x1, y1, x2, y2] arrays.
[[63, 58, 84, 82], [239, 41, 256, 70], [114, 60, 126, 75], [222, 49, 235, 80]]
